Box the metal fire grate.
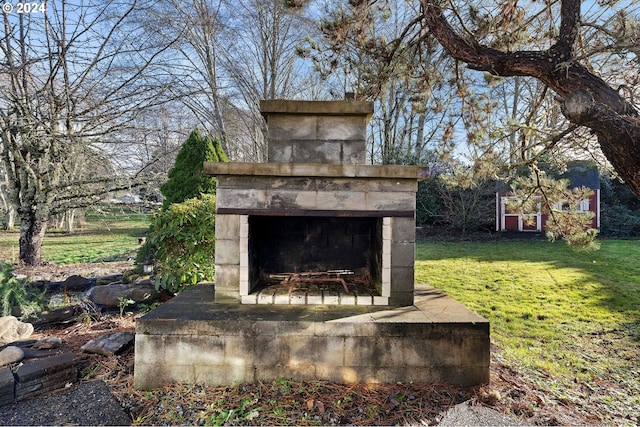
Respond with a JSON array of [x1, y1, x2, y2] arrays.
[[246, 269, 381, 305]]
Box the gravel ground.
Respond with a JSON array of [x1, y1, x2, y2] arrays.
[[0, 380, 132, 426]]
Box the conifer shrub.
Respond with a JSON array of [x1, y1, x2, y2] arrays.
[[160, 128, 228, 210], [137, 195, 217, 293], [138, 127, 226, 293], [0, 262, 47, 318]]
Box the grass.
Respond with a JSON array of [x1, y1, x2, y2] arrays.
[[0, 206, 150, 265], [416, 239, 640, 422]]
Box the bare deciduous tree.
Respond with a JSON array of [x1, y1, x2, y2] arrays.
[[147, 0, 319, 162], [0, 1, 173, 265]]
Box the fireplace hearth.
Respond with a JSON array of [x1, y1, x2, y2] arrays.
[[248, 215, 383, 304]]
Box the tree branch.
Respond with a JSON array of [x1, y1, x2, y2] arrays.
[[420, 0, 637, 115], [554, 0, 581, 57]]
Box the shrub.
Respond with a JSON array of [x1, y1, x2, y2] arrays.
[[137, 195, 217, 294], [0, 262, 47, 318], [432, 172, 496, 231], [160, 128, 227, 210], [600, 204, 640, 237], [415, 178, 442, 226], [600, 174, 640, 238]]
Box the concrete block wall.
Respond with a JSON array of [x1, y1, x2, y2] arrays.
[[260, 100, 373, 164], [215, 175, 418, 215], [134, 285, 490, 390], [135, 323, 489, 388], [214, 213, 242, 302], [389, 217, 416, 306]]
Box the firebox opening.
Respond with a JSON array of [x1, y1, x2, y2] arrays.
[[248, 216, 382, 297]]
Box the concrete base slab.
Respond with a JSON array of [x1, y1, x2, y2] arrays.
[[134, 284, 490, 390]]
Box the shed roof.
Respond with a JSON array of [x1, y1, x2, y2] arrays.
[[497, 161, 600, 192], [558, 161, 600, 189]]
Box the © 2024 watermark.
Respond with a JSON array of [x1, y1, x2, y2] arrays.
[[2, 2, 47, 14]]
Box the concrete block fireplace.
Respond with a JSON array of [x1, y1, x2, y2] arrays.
[[208, 100, 424, 307], [134, 100, 490, 389]]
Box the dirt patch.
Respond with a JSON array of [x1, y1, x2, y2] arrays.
[[12, 261, 133, 283]]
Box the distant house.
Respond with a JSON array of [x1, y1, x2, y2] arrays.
[[118, 193, 141, 204], [496, 162, 600, 233]]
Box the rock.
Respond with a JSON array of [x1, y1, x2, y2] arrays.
[[438, 401, 528, 426], [0, 367, 15, 406], [62, 274, 94, 291], [31, 280, 49, 290], [44, 281, 64, 292], [14, 339, 65, 359], [134, 277, 154, 287], [122, 269, 140, 284], [0, 316, 33, 345], [87, 283, 160, 307], [81, 331, 134, 356], [0, 346, 25, 366], [128, 284, 161, 304], [30, 305, 80, 326], [13, 351, 78, 401], [32, 337, 63, 350], [95, 274, 123, 286]]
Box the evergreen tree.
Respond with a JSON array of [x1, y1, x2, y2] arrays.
[[160, 128, 228, 209]]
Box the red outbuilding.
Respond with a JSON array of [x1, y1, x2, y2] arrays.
[[496, 162, 600, 233]]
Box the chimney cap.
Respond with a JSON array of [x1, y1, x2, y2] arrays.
[[260, 99, 373, 117]]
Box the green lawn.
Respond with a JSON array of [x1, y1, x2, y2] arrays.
[[0, 207, 150, 265], [416, 240, 640, 422]]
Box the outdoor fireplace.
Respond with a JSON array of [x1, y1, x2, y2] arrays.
[[135, 99, 490, 389], [206, 100, 425, 306]]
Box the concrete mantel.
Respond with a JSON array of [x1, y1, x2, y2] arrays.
[[204, 162, 428, 180]]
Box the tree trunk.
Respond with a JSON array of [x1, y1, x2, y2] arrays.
[[562, 91, 640, 196], [4, 209, 15, 230], [18, 208, 47, 266], [65, 209, 76, 233]]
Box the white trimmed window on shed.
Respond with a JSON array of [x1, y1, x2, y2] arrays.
[[554, 199, 590, 213]]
